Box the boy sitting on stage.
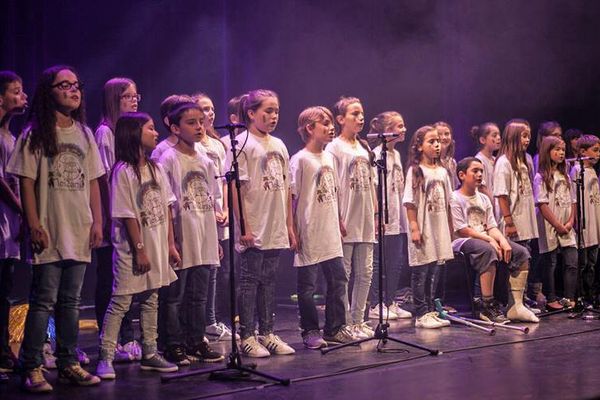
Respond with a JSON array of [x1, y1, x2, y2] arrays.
[[450, 157, 536, 323]]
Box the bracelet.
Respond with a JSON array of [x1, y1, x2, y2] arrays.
[[505, 222, 515, 227]]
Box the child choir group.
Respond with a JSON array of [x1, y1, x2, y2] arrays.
[[0, 65, 599, 393]]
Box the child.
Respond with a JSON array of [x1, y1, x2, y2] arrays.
[[433, 121, 459, 189], [94, 77, 141, 362], [534, 136, 577, 310], [0, 71, 27, 379], [326, 96, 376, 339], [157, 102, 224, 364], [451, 157, 532, 322], [533, 121, 562, 175], [471, 122, 501, 207], [493, 119, 539, 322], [291, 106, 355, 349], [192, 92, 234, 342], [366, 111, 412, 320], [564, 128, 582, 160], [96, 112, 180, 379], [402, 125, 453, 329], [151, 94, 194, 162], [570, 135, 600, 305], [226, 89, 296, 357], [7, 65, 103, 392]]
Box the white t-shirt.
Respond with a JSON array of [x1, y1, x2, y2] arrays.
[[7, 122, 105, 264], [403, 164, 454, 266], [290, 149, 343, 267], [159, 147, 220, 268], [325, 137, 375, 243], [94, 123, 116, 247], [225, 131, 290, 252], [570, 164, 600, 248], [151, 138, 176, 162], [373, 145, 407, 235], [0, 128, 20, 260], [196, 137, 228, 240], [475, 151, 496, 195], [534, 171, 576, 253], [493, 155, 538, 241], [450, 190, 498, 252], [111, 162, 178, 295]]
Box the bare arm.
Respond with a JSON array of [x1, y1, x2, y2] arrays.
[[21, 177, 48, 252], [406, 204, 422, 247], [231, 181, 254, 247], [167, 206, 181, 267], [497, 195, 517, 238], [89, 178, 103, 248], [287, 190, 297, 250], [124, 217, 150, 274], [538, 203, 568, 234]]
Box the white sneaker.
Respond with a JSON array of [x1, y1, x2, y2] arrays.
[[241, 336, 270, 358], [122, 340, 142, 361], [388, 302, 413, 319], [205, 322, 240, 342], [368, 304, 399, 320], [258, 334, 295, 355], [42, 342, 57, 369], [431, 313, 451, 327], [351, 322, 374, 339], [415, 312, 446, 329]]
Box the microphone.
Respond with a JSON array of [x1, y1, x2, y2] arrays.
[[566, 156, 595, 163], [365, 132, 400, 139], [214, 123, 246, 130]]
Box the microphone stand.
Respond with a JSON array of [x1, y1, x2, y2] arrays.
[[322, 134, 440, 356], [162, 126, 291, 385]]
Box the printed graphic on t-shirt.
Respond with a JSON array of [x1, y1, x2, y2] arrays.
[[137, 181, 165, 228], [554, 179, 572, 209], [466, 205, 487, 233], [261, 151, 286, 191], [49, 143, 85, 191], [348, 156, 371, 192], [590, 179, 600, 206], [181, 170, 214, 212], [316, 165, 336, 204], [425, 179, 446, 213], [518, 166, 533, 197], [391, 164, 404, 193]]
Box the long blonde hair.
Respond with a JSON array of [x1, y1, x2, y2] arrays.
[[498, 119, 531, 181]]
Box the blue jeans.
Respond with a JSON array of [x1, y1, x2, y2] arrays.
[[411, 262, 443, 317], [19, 261, 87, 370], [239, 248, 280, 339], [159, 266, 210, 348], [94, 245, 134, 343], [542, 246, 578, 302], [342, 242, 373, 324], [0, 259, 15, 356], [297, 257, 347, 336], [370, 235, 402, 306]]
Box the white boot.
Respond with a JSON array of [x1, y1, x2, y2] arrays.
[[507, 271, 539, 323]]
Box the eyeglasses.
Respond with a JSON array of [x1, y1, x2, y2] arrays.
[[121, 93, 141, 102], [51, 81, 83, 91]]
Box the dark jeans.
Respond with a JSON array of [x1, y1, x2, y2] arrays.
[[370, 234, 403, 306], [239, 248, 280, 339], [297, 257, 347, 336], [0, 259, 15, 356], [94, 246, 134, 344], [542, 246, 578, 301], [579, 246, 598, 301], [411, 262, 443, 317], [159, 266, 210, 348], [19, 261, 87, 370]]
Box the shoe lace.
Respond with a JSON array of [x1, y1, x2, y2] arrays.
[[66, 365, 88, 379], [30, 367, 48, 384]]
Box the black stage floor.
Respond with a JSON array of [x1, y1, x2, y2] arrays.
[[1, 304, 600, 400]]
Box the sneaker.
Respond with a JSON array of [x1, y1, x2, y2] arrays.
[[480, 301, 510, 324], [368, 304, 399, 320], [189, 342, 224, 363], [442, 305, 458, 314], [122, 340, 142, 361], [95, 359, 116, 380], [114, 344, 134, 363], [163, 345, 191, 366], [205, 322, 239, 341], [388, 302, 413, 319], [524, 296, 541, 313], [42, 342, 57, 369], [140, 353, 178, 373], [351, 322, 374, 339], [302, 330, 327, 350], [415, 312, 446, 329], [559, 298, 575, 309], [259, 333, 295, 355], [395, 287, 413, 306], [241, 336, 270, 358], [76, 348, 90, 365], [431, 313, 451, 327], [58, 364, 101, 386], [21, 366, 53, 393], [323, 325, 356, 344]]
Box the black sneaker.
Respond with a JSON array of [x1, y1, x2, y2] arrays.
[[163, 345, 191, 366], [189, 342, 224, 363], [480, 300, 509, 324]]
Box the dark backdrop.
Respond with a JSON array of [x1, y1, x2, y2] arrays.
[[2, 0, 600, 302]]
